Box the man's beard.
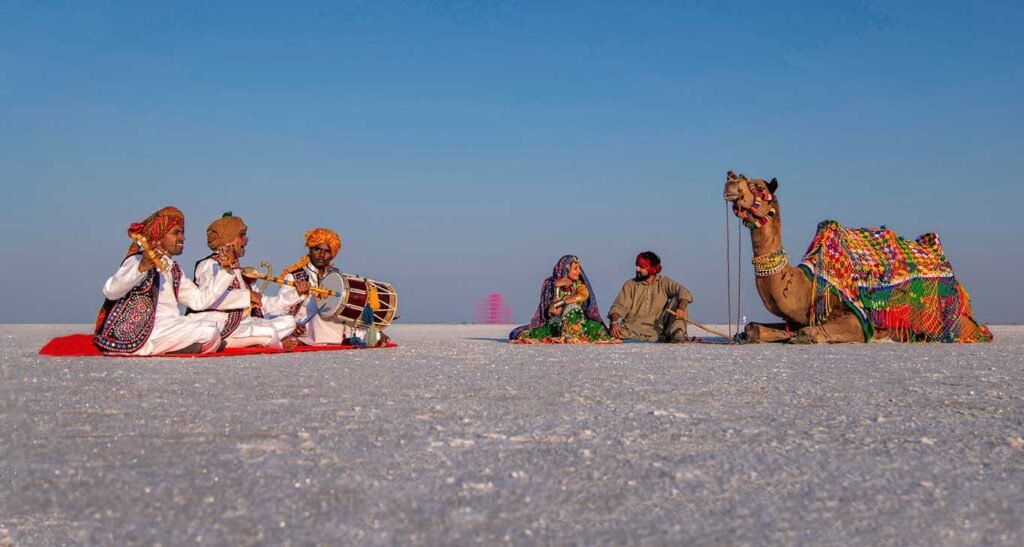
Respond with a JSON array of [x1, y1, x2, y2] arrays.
[[634, 273, 650, 282]]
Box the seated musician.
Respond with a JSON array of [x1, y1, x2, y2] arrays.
[[93, 206, 244, 355], [263, 228, 390, 348], [187, 213, 298, 349]]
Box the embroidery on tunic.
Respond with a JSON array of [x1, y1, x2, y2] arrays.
[[190, 254, 252, 338], [94, 258, 182, 353]]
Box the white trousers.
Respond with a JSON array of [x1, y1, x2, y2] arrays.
[[132, 316, 222, 356]]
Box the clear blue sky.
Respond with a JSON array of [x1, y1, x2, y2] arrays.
[[2, 0, 1022, 325]]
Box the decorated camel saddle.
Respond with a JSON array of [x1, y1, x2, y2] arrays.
[[799, 220, 992, 343]]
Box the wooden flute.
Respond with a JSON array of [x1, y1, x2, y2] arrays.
[[238, 267, 341, 298], [129, 234, 170, 274]]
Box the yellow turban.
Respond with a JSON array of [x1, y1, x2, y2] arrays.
[[283, 227, 342, 275], [304, 227, 342, 256]]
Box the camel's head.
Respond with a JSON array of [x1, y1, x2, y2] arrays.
[[723, 171, 779, 229]]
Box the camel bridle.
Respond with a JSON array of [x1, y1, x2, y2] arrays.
[[731, 180, 777, 230]]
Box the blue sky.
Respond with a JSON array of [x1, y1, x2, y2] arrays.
[[2, 0, 1022, 325]]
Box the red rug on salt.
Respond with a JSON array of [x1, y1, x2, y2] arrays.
[[39, 334, 396, 358]]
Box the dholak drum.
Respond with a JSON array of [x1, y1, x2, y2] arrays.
[[317, 272, 398, 328]]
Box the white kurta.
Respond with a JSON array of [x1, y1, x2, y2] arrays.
[[190, 258, 297, 349], [262, 264, 368, 346], [101, 255, 238, 355]]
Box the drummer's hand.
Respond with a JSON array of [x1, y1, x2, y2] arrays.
[[674, 307, 688, 321], [249, 290, 263, 308], [609, 322, 624, 339], [553, 277, 572, 288], [293, 324, 306, 336], [294, 279, 311, 296], [548, 303, 564, 316]]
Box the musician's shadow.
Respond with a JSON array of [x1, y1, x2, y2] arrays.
[[467, 337, 511, 343]]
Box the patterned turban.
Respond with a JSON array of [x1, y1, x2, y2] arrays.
[[206, 212, 247, 251], [283, 227, 343, 275], [126, 206, 184, 258]]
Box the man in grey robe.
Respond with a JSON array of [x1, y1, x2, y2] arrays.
[[608, 251, 692, 342]]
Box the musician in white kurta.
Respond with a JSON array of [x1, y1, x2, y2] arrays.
[[94, 206, 245, 356], [191, 256, 296, 349], [262, 227, 382, 347], [264, 261, 368, 346], [187, 213, 296, 349]]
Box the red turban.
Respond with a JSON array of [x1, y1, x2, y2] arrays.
[[636, 253, 662, 275]]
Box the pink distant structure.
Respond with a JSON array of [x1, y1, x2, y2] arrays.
[[473, 293, 513, 324]]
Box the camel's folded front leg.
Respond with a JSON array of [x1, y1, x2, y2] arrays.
[[743, 322, 797, 343], [791, 313, 865, 344]]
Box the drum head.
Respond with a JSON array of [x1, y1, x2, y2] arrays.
[[316, 271, 346, 317]]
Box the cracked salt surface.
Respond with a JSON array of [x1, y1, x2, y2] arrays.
[[2, 323, 1023, 544]]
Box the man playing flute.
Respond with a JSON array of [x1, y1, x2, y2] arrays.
[[188, 212, 298, 349]]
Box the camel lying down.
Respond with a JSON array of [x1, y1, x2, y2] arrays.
[[722, 171, 992, 344]]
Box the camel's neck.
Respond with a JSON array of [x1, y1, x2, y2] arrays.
[[746, 205, 813, 323], [749, 208, 784, 257]]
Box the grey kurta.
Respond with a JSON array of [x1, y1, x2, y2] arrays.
[[608, 275, 693, 341]]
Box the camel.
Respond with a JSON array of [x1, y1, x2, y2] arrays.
[[722, 171, 992, 344]]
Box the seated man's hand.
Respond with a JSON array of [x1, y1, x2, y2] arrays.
[[294, 280, 311, 296], [249, 291, 263, 308], [138, 253, 156, 273], [674, 308, 688, 321], [216, 245, 238, 270], [293, 324, 306, 336], [609, 323, 624, 338]]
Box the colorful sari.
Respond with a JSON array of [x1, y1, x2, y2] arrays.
[[509, 255, 617, 344]]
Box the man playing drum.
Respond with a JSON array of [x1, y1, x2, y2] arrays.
[[188, 212, 298, 349], [94, 206, 240, 355], [263, 227, 391, 348]]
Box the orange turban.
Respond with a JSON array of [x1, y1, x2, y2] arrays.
[[126, 206, 184, 258], [206, 212, 247, 251], [304, 228, 342, 256], [283, 227, 342, 275]]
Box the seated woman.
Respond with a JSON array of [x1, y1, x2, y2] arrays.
[[509, 255, 618, 344]]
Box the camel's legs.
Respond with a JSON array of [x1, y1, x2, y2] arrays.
[[791, 313, 865, 344], [743, 322, 797, 343]]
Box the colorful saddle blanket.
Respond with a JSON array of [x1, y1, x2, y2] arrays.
[[798, 220, 991, 343]]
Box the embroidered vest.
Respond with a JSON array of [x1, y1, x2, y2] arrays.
[[189, 254, 262, 339], [93, 256, 182, 354]]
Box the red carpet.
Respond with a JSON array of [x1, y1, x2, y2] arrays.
[[39, 334, 396, 358]]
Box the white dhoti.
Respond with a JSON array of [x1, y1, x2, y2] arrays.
[[136, 315, 223, 356], [189, 312, 297, 350]]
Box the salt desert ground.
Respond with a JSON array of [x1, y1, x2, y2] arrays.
[[3, 323, 1023, 544]]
